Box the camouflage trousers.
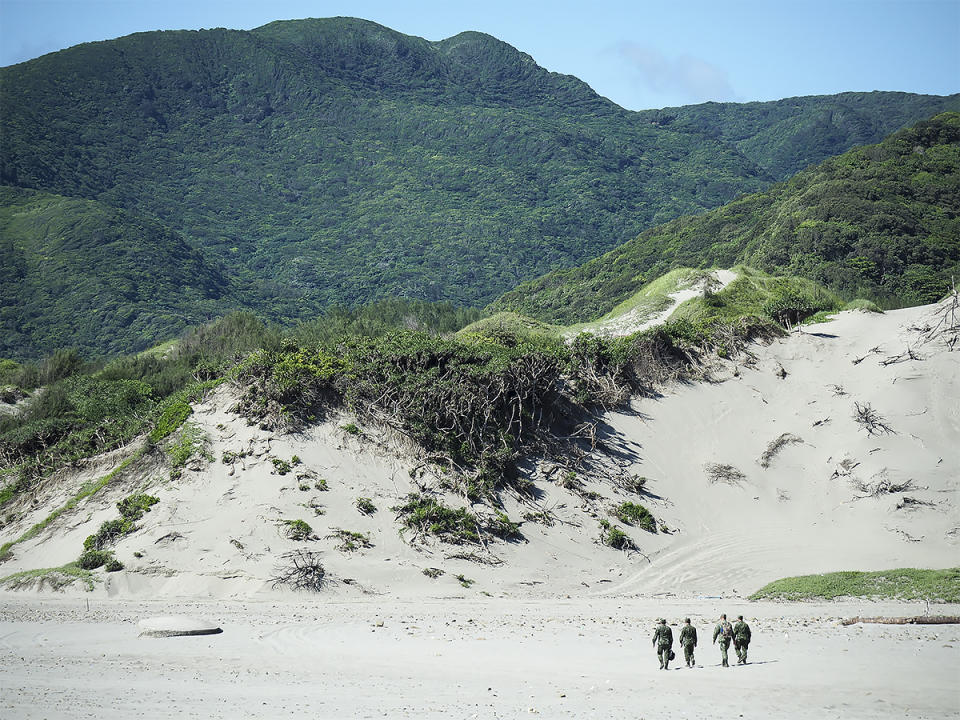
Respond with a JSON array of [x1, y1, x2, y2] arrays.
[[735, 640, 749, 664], [717, 637, 731, 666], [682, 643, 696, 666], [657, 645, 672, 669]]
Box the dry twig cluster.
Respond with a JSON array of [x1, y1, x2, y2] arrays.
[[758, 433, 803, 468], [704, 462, 746, 485], [270, 549, 326, 591]]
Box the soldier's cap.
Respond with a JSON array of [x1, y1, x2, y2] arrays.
[[685, 618, 691, 623]]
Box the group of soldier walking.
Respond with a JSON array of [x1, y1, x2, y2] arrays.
[[651, 614, 752, 669]]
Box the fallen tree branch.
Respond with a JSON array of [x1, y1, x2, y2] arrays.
[[841, 615, 960, 626]]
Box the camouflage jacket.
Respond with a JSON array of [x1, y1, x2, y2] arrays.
[[679, 624, 698, 647], [733, 620, 752, 644], [652, 624, 673, 648], [713, 621, 733, 643]]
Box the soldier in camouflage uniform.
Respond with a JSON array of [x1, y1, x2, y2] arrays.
[[652, 618, 674, 669], [679, 617, 698, 667], [712, 613, 733, 667], [733, 615, 752, 664]]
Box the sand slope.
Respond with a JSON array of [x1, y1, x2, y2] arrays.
[[1, 298, 957, 602], [1, 298, 958, 719]]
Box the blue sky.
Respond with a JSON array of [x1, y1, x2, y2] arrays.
[[1, 0, 957, 110]]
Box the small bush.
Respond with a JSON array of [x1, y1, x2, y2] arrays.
[[455, 574, 475, 588], [393, 493, 480, 544], [341, 423, 361, 435], [422, 567, 444, 579], [328, 529, 372, 552], [167, 421, 209, 471], [356, 497, 376, 515], [486, 511, 522, 540], [284, 519, 313, 541], [599, 519, 634, 550], [77, 549, 113, 570], [83, 518, 135, 551], [844, 299, 882, 313], [222, 450, 247, 464], [613, 502, 656, 532], [117, 493, 159, 521], [271, 458, 293, 475], [104, 558, 124, 572]]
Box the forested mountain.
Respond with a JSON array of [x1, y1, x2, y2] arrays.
[[1, 17, 956, 358], [492, 113, 960, 324], [640, 91, 960, 180], [0, 18, 766, 353], [0, 187, 229, 358]]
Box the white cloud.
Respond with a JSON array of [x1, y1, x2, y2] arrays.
[[617, 42, 738, 104]]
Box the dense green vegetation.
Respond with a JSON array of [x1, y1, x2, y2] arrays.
[[494, 113, 960, 323], [2, 18, 954, 359], [749, 568, 960, 602], [0, 187, 230, 359], [642, 91, 960, 180], [0, 18, 777, 358], [233, 313, 779, 512], [670, 266, 845, 326], [0, 312, 275, 508], [1, 298, 780, 556], [0, 301, 540, 516]]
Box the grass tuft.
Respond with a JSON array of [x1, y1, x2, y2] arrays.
[[749, 568, 960, 602]]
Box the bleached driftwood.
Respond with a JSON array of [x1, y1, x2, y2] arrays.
[[841, 615, 960, 626]]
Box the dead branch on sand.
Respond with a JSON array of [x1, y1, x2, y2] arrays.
[[758, 433, 803, 468], [830, 458, 860, 480], [851, 471, 916, 498], [841, 615, 960, 626], [910, 289, 959, 349], [444, 551, 503, 565], [704, 462, 746, 485], [270, 549, 326, 592], [880, 346, 924, 365], [895, 496, 936, 511], [852, 402, 895, 435]]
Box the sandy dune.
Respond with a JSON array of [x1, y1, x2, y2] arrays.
[[1, 297, 958, 718]]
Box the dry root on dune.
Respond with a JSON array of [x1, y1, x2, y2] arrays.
[[852, 401, 895, 436], [270, 549, 326, 592], [758, 432, 803, 468], [704, 462, 746, 485]]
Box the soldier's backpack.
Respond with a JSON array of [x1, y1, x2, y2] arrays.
[[721, 621, 733, 639]]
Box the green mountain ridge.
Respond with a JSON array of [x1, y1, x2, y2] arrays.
[[1, 17, 957, 358], [492, 113, 960, 324], [0, 187, 229, 358], [641, 91, 960, 180], [1, 18, 770, 338]]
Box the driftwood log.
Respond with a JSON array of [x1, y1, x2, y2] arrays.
[[841, 615, 960, 626]]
